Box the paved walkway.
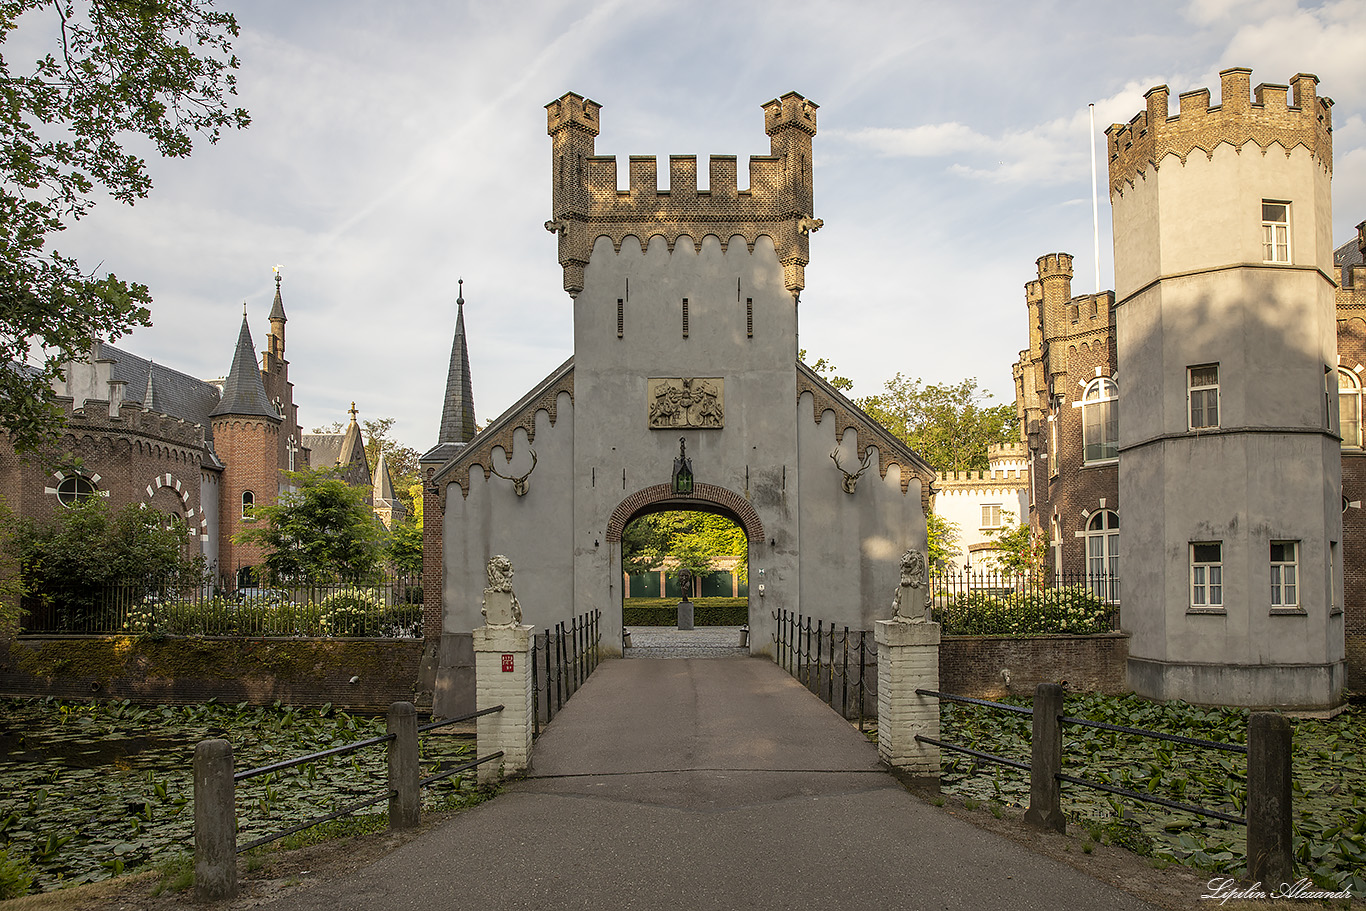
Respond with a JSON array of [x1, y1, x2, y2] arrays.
[[279, 658, 1158, 910]]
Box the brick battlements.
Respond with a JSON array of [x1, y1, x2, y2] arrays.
[[547, 91, 819, 298], [1107, 68, 1332, 195], [66, 398, 205, 453]]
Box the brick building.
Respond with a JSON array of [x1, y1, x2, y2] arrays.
[[2, 273, 393, 588], [1336, 222, 1366, 689]]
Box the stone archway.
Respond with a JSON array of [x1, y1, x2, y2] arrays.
[[606, 483, 765, 544], [609, 483, 762, 651]]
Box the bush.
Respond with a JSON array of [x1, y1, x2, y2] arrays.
[[318, 589, 383, 637], [623, 597, 748, 627], [0, 848, 36, 900], [934, 585, 1115, 636]]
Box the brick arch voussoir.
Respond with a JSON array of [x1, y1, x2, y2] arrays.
[[605, 483, 764, 544]]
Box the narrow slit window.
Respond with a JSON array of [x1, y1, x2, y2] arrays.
[[617, 298, 623, 339], [682, 298, 689, 338], [746, 298, 753, 338]]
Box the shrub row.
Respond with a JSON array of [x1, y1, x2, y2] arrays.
[[623, 597, 748, 627], [933, 585, 1116, 636], [122, 590, 423, 638]]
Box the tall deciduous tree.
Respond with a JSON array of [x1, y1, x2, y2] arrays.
[[927, 513, 961, 571], [233, 467, 387, 582], [1, 0, 249, 452], [621, 511, 747, 584], [859, 375, 1016, 472]]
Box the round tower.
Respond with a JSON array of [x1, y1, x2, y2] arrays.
[[1107, 68, 1344, 709]]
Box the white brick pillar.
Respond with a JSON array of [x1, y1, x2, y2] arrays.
[[875, 619, 941, 777], [473, 623, 534, 784]]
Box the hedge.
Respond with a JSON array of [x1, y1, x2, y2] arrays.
[[623, 597, 748, 627]]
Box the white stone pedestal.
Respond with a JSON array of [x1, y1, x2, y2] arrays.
[[875, 619, 941, 778], [473, 624, 534, 784]]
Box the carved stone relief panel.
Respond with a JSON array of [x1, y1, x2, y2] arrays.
[[647, 377, 724, 429]]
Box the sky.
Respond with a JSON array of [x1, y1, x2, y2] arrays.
[[35, 0, 1366, 453]]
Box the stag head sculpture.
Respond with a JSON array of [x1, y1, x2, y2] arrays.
[[489, 449, 537, 496], [830, 445, 874, 494]]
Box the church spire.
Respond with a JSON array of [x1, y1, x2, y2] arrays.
[[211, 310, 279, 420], [268, 266, 287, 359], [438, 279, 477, 443]]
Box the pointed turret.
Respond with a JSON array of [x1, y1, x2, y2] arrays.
[[210, 312, 278, 420], [268, 268, 287, 360], [438, 280, 477, 444], [143, 362, 161, 413], [339, 402, 368, 473]]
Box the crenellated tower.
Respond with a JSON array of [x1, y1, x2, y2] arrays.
[[1108, 68, 1344, 709], [545, 91, 820, 298]]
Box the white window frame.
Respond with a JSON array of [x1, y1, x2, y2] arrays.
[[981, 503, 1003, 530], [56, 474, 97, 508], [1269, 540, 1299, 609], [1189, 364, 1220, 431], [1262, 201, 1290, 264], [1190, 541, 1223, 609], [1085, 510, 1120, 602], [242, 490, 255, 519], [1339, 369, 1360, 448], [1082, 377, 1119, 464]]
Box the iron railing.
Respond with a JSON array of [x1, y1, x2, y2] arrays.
[[532, 609, 601, 737], [915, 685, 1252, 827], [929, 569, 1120, 636], [21, 570, 425, 637], [772, 609, 875, 730]]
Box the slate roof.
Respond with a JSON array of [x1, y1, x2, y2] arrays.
[[438, 283, 477, 445], [95, 342, 223, 435], [303, 433, 344, 468], [269, 276, 287, 322], [1337, 234, 1364, 270], [209, 317, 278, 419], [373, 450, 397, 501]]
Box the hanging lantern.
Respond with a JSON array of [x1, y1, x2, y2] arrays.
[[672, 436, 694, 495]]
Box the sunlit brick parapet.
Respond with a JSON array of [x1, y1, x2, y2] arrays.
[[546, 91, 819, 297], [1106, 68, 1333, 197]]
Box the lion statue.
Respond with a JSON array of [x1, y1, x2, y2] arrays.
[[892, 549, 932, 623]]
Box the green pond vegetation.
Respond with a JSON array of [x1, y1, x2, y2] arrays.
[[0, 698, 483, 895], [934, 692, 1365, 894]]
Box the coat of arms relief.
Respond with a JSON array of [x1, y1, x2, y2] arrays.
[[647, 378, 724, 429]]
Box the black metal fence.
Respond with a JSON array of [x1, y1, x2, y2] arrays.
[[915, 683, 1293, 882], [20, 571, 425, 637], [193, 701, 502, 900], [772, 609, 876, 729], [532, 610, 601, 737], [930, 570, 1120, 636]]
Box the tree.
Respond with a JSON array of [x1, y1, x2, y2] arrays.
[[621, 510, 748, 585], [0, 0, 249, 453], [858, 375, 1016, 472], [927, 513, 961, 571], [233, 467, 387, 582], [798, 348, 852, 391], [984, 511, 1047, 575], [4, 497, 204, 628]]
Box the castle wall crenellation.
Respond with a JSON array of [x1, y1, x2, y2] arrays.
[[1106, 68, 1332, 195], [548, 90, 819, 298]]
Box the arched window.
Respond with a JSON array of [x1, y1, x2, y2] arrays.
[[1085, 510, 1119, 602], [1082, 377, 1119, 463], [56, 474, 97, 507], [242, 490, 255, 518], [1338, 368, 1360, 448]]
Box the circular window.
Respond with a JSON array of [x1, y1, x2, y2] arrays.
[[56, 475, 97, 507]]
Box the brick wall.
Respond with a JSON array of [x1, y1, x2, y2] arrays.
[[0, 637, 425, 712], [1338, 305, 1366, 691], [212, 416, 280, 574]]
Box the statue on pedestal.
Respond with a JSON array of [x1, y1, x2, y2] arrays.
[[891, 549, 932, 623], [482, 554, 523, 626]]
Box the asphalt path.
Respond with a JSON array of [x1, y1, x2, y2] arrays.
[[277, 657, 1158, 910]]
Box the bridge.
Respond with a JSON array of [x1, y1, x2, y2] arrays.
[[276, 654, 1161, 910]]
